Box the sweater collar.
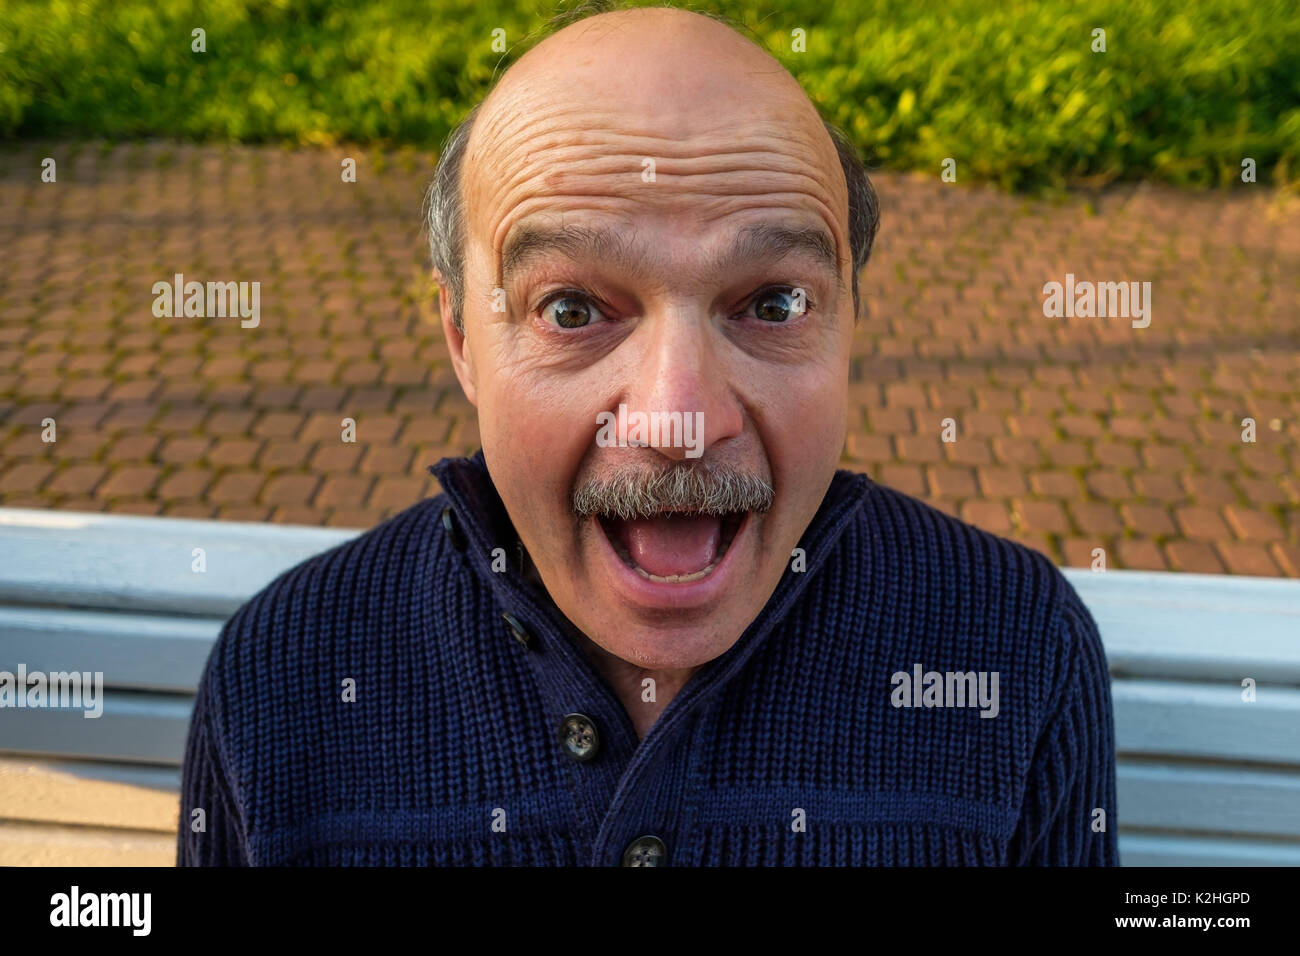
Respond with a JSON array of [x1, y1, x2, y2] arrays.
[[429, 449, 870, 653], [429, 450, 872, 760]]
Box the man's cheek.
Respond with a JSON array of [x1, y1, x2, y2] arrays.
[[784, 386, 843, 447], [488, 396, 582, 485]]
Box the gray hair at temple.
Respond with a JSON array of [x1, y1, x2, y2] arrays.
[[424, 3, 881, 335]]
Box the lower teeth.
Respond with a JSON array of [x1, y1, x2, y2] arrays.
[[632, 562, 717, 584], [603, 513, 741, 583]]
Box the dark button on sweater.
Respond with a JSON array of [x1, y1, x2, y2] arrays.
[[622, 835, 667, 867], [441, 506, 466, 552], [558, 713, 600, 762], [501, 612, 532, 649]]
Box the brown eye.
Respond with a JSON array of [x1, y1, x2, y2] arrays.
[[752, 287, 798, 322], [542, 293, 603, 329]]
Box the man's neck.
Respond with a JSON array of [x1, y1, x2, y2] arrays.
[[574, 634, 696, 740]]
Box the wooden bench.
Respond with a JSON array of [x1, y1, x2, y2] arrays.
[[1, 506, 1297, 866]]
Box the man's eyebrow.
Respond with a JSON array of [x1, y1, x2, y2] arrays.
[[499, 222, 844, 293], [730, 223, 841, 285], [501, 223, 631, 285]]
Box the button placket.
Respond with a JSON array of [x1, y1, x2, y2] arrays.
[[432, 458, 881, 865], [584, 476, 870, 865], [430, 457, 647, 853]]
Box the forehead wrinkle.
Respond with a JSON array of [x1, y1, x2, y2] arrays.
[[477, 120, 837, 192], [472, 99, 850, 298], [468, 101, 844, 228], [478, 147, 840, 225], [482, 161, 845, 270]]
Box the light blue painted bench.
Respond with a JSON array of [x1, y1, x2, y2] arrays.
[[1, 507, 1297, 865]]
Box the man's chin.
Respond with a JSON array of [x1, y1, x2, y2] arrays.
[[583, 618, 746, 672]]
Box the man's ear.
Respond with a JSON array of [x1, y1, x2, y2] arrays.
[[438, 279, 478, 407]]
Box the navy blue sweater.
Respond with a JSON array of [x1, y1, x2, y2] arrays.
[[178, 452, 1119, 866]]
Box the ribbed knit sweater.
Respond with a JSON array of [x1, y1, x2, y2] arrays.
[[177, 451, 1119, 866]]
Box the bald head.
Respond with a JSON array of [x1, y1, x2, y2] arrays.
[[427, 4, 878, 331], [471, 8, 836, 181]]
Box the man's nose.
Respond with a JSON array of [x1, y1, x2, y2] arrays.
[[619, 311, 743, 461]]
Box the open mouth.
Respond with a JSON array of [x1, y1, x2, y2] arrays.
[[597, 510, 746, 583]]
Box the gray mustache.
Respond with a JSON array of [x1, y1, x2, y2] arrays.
[[573, 463, 774, 521]]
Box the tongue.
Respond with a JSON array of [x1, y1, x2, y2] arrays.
[[616, 513, 722, 577]]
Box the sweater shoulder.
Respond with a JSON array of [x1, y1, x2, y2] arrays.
[[834, 473, 1096, 687], [197, 493, 455, 706], [855, 474, 1082, 622]]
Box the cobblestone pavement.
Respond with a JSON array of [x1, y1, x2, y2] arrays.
[[0, 141, 1297, 575]]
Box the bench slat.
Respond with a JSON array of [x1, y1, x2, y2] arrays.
[[1064, 568, 1300, 684], [0, 819, 174, 867], [0, 606, 219, 693], [1113, 679, 1300, 764], [1116, 759, 1300, 837], [0, 755, 179, 832], [1118, 831, 1300, 866], [0, 692, 191, 765], [0, 508, 357, 616]]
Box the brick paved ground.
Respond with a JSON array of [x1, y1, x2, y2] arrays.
[[0, 141, 1297, 575]]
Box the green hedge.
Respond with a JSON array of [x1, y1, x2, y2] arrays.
[[2, 0, 1296, 189]]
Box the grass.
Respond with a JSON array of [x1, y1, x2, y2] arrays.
[[1, 0, 1297, 190]]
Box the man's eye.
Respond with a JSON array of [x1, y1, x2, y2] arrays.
[[749, 287, 806, 323], [540, 292, 604, 329]]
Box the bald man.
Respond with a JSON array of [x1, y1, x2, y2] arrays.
[[179, 3, 1119, 866]]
